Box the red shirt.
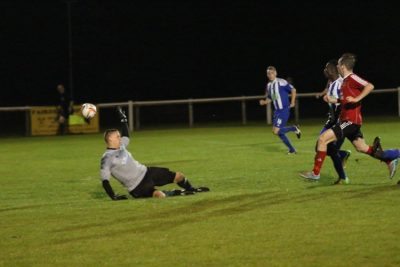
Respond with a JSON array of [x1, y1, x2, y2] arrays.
[[339, 73, 369, 125]]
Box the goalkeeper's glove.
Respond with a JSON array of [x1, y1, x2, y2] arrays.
[[117, 106, 128, 123], [112, 194, 128, 201]]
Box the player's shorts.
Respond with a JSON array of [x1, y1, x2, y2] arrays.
[[320, 116, 338, 134], [129, 167, 176, 198], [273, 109, 290, 128], [331, 121, 363, 142]]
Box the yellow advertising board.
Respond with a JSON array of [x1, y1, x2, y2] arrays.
[[30, 106, 99, 136]]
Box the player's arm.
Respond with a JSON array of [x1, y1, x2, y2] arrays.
[[346, 82, 374, 103], [100, 156, 128, 201], [259, 98, 271, 105], [117, 106, 129, 138], [323, 94, 339, 104], [316, 88, 328, 99], [102, 180, 128, 201], [289, 86, 296, 108], [259, 89, 271, 106]]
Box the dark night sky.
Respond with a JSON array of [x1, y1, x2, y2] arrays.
[[2, 1, 400, 106]]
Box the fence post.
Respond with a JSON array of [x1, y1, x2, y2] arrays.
[[241, 99, 247, 125], [398, 87, 400, 117], [295, 99, 299, 124], [188, 100, 194, 127], [128, 100, 134, 132], [135, 106, 140, 130], [266, 103, 272, 125]]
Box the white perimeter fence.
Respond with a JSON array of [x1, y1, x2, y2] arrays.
[[1, 88, 399, 134]]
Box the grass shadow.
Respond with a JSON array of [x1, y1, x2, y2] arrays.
[[52, 183, 400, 244]]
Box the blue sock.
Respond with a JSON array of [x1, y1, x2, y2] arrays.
[[279, 126, 296, 135], [382, 149, 400, 161], [278, 132, 295, 152], [331, 152, 347, 179]]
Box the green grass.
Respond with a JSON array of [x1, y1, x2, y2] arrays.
[[1, 117, 399, 267]]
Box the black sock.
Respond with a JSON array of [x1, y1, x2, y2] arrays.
[[177, 178, 195, 191]]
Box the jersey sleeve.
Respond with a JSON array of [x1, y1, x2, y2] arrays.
[[284, 83, 293, 93], [351, 74, 369, 89], [121, 136, 130, 147], [278, 79, 293, 94], [100, 155, 112, 181]]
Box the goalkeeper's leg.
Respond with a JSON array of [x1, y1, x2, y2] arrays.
[[175, 172, 210, 193]]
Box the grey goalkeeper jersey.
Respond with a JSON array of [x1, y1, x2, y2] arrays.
[[100, 136, 147, 192]]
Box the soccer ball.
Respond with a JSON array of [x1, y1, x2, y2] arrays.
[[81, 103, 97, 119]]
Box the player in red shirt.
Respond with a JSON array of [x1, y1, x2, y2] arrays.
[[300, 53, 399, 182]]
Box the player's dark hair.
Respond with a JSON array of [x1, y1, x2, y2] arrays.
[[327, 59, 338, 67], [266, 66, 277, 72], [339, 53, 357, 70], [326, 59, 339, 74], [104, 129, 119, 143]]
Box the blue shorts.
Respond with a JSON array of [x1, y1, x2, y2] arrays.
[[273, 109, 290, 128]]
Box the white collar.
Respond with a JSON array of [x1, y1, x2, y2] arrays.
[[342, 73, 353, 79]]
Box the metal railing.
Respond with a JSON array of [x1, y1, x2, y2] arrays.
[[1, 88, 399, 134], [97, 88, 400, 131], [97, 95, 271, 131]]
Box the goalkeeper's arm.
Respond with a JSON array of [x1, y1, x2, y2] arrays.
[[117, 106, 129, 138], [102, 180, 128, 201]]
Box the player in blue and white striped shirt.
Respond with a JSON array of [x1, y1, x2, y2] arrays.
[[259, 66, 301, 154], [319, 59, 351, 184], [321, 60, 343, 134]]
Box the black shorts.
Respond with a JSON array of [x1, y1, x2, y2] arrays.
[[331, 121, 363, 142], [324, 117, 336, 130], [129, 167, 176, 198]]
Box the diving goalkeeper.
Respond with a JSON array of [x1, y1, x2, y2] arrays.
[[100, 107, 209, 200]]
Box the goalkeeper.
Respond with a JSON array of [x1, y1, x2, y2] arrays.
[[100, 107, 209, 200]]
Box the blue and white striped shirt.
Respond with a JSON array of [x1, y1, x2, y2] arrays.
[[327, 77, 343, 109], [265, 78, 294, 110]]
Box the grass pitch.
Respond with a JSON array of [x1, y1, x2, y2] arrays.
[[1, 118, 399, 267]]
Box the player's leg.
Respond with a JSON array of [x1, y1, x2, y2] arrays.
[[134, 167, 189, 197], [277, 107, 301, 138], [351, 136, 399, 179], [174, 172, 210, 192], [321, 118, 350, 166], [351, 138, 371, 153], [346, 125, 376, 156], [327, 142, 349, 184], [300, 127, 338, 180], [319, 116, 332, 135], [375, 148, 400, 162], [273, 111, 296, 154], [323, 117, 350, 183], [368, 137, 399, 179], [315, 129, 337, 173], [174, 171, 195, 191], [129, 173, 160, 198], [149, 167, 209, 194], [370, 136, 399, 161], [153, 190, 166, 198], [279, 124, 301, 139], [57, 115, 66, 135], [334, 137, 351, 168]]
